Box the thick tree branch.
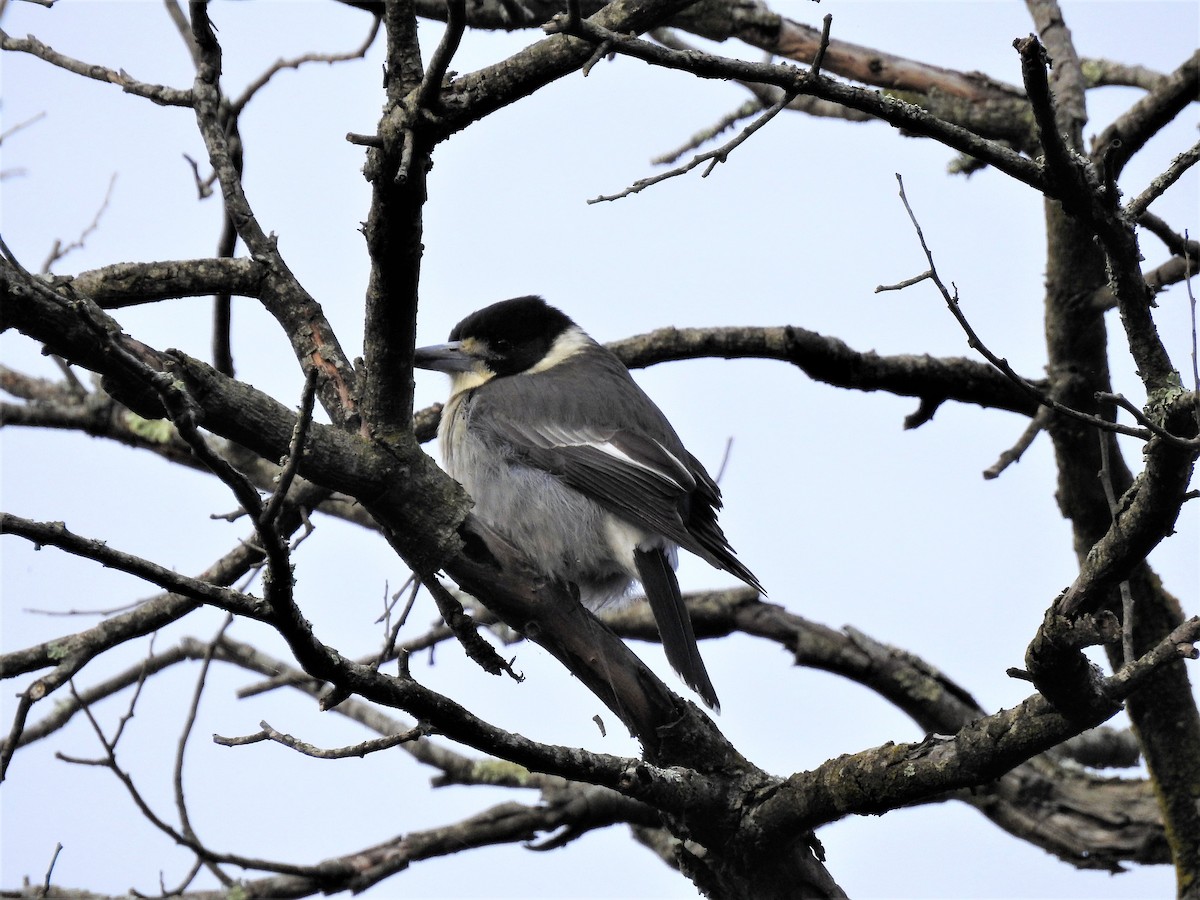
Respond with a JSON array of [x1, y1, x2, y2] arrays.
[[358, 0, 430, 438], [1092, 49, 1200, 181], [1017, 33, 1181, 398], [1011, 17, 1200, 888], [415, 0, 1033, 143], [612, 589, 1173, 868], [610, 324, 1041, 420], [65, 257, 267, 308], [751, 616, 1198, 839]]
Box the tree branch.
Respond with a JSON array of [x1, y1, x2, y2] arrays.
[[1092, 49, 1199, 181], [188, 3, 362, 431], [533, 14, 1048, 197], [609, 324, 1041, 420], [752, 615, 1199, 838], [0, 27, 193, 106]]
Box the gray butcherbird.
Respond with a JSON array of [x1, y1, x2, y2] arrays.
[[413, 296, 762, 710]]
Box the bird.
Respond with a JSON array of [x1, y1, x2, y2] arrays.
[[413, 296, 762, 710]]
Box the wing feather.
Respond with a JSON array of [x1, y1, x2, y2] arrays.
[[466, 344, 762, 592]]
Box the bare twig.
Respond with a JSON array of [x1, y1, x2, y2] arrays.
[[1095, 390, 1192, 444], [374, 576, 422, 671], [40, 172, 118, 273], [1125, 139, 1200, 220], [39, 842, 63, 898], [0, 515, 269, 620], [581, 37, 614, 77], [883, 173, 1197, 447], [154, 859, 205, 899], [590, 90, 797, 203], [809, 14, 833, 79], [0, 110, 47, 144], [214, 719, 425, 759], [229, 12, 382, 114], [175, 615, 236, 887], [182, 151, 217, 199], [648, 28, 872, 164], [1186, 230, 1199, 428], [260, 367, 319, 527], [109, 636, 156, 750], [875, 272, 933, 293], [0, 690, 36, 781], [415, 0, 465, 111], [0, 29, 192, 105], [422, 576, 519, 680], [537, 13, 1047, 198], [1096, 432, 1136, 665], [1103, 617, 1200, 701], [161, 0, 201, 68], [650, 98, 765, 166], [983, 406, 1051, 480], [63, 684, 339, 879]]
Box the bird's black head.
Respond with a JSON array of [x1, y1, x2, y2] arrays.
[[447, 296, 579, 378]]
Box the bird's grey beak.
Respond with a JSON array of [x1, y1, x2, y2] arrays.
[[413, 341, 478, 374]]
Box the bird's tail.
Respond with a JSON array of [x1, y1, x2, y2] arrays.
[[634, 547, 720, 711]]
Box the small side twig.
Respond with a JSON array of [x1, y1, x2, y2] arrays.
[[214, 719, 426, 759], [875, 272, 933, 293], [1186, 229, 1200, 434], [230, 13, 382, 115], [61, 685, 334, 879], [1, 690, 37, 782], [1096, 432, 1136, 665], [581, 38, 614, 77], [422, 577, 520, 681], [0, 110, 48, 145], [1124, 139, 1200, 220], [415, 0, 465, 111], [1103, 616, 1200, 703], [374, 576, 422, 671], [0, 29, 192, 106], [650, 98, 765, 166], [260, 367, 319, 527], [809, 14, 833, 78], [881, 174, 1198, 449], [589, 90, 796, 203], [1095, 390, 1190, 444], [174, 615, 236, 888], [984, 406, 1051, 480], [40, 172, 118, 273], [38, 842, 63, 898]]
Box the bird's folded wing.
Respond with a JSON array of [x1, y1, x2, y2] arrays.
[[498, 418, 701, 549], [466, 357, 763, 593]]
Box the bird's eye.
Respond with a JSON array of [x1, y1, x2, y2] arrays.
[[492, 338, 512, 353]]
